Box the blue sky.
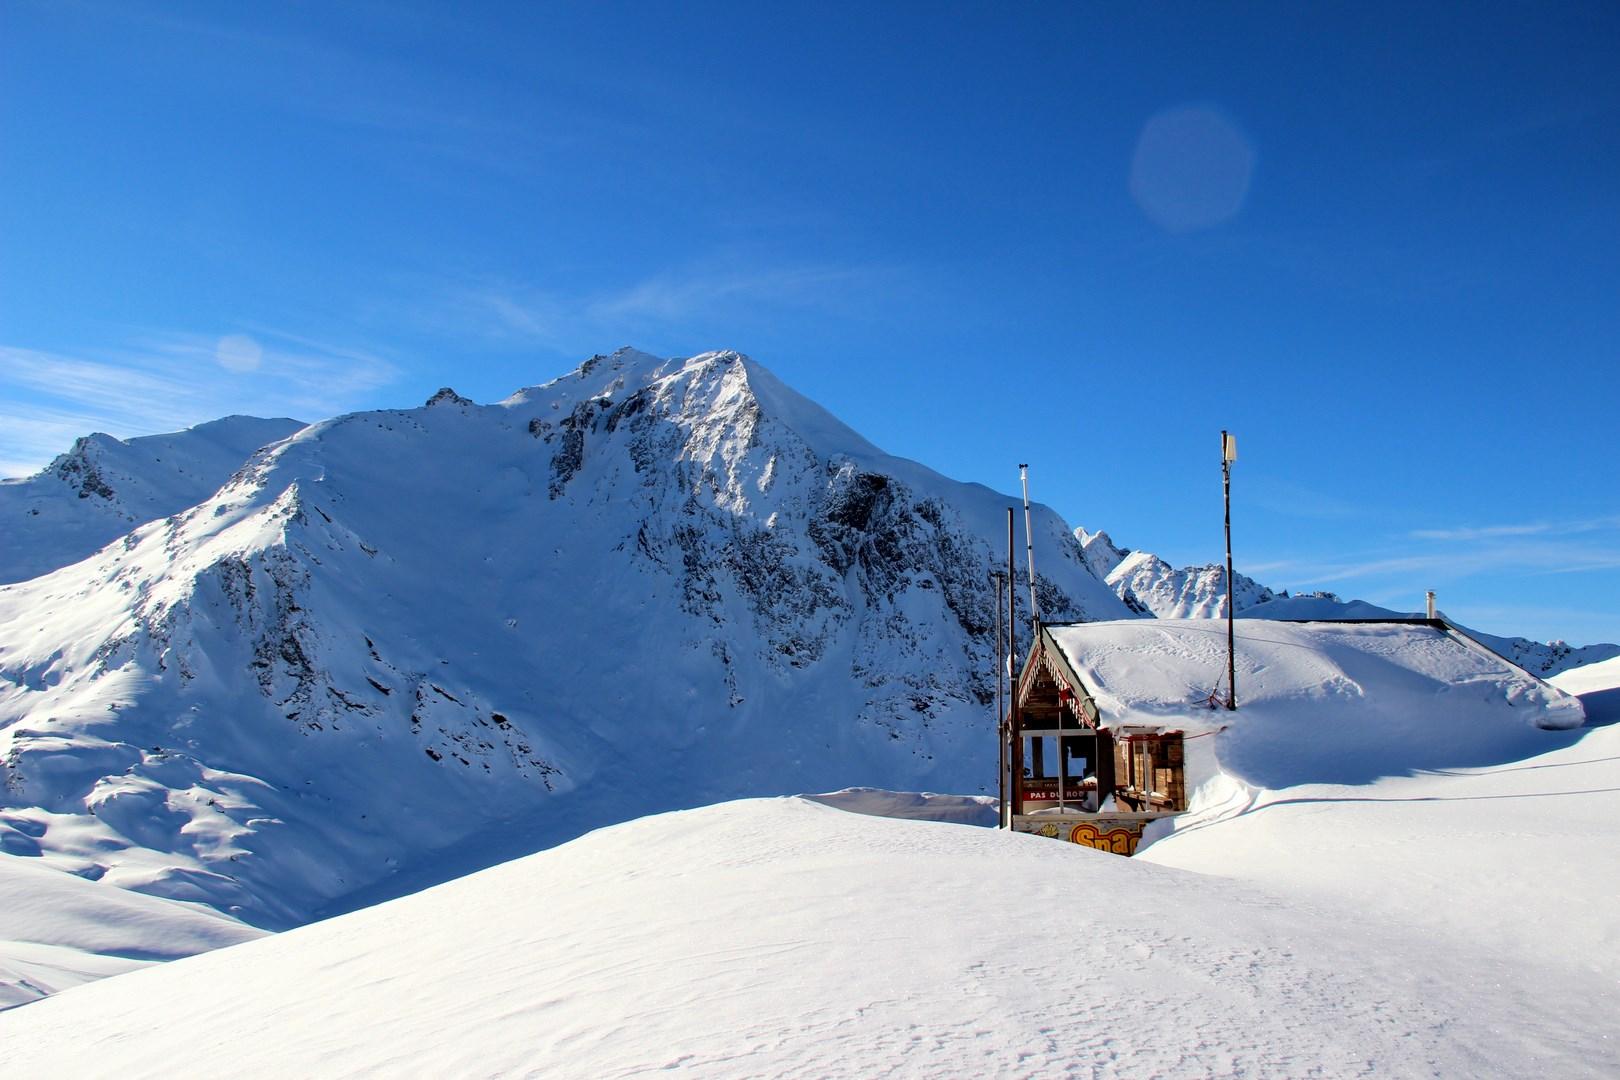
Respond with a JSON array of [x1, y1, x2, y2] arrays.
[[3, 2, 1618, 644]]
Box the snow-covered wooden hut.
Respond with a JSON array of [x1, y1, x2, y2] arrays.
[[1006, 618, 1586, 854]]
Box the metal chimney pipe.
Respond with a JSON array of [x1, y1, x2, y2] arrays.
[[1019, 465, 1040, 631], [1426, 590, 1437, 620]]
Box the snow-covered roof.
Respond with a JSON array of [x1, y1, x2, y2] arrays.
[[1040, 618, 1585, 738]]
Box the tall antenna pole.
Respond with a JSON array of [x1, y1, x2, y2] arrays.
[[1007, 508, 1018, 667], [1019, 464, 1040, 631], [1006, 508, 1020, 827], [1222, 431, 1238, 711], [993, 569, 1006, 829]]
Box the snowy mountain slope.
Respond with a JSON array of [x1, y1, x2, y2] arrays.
[[0, 416, 306, 584], [0, 349, 1131, 936], [0, 850, 263, 1010], [1550, 654, 1620, 728], [1453, 623, 1620, 677], [1074, 524, 1131, 580], [1075, 525, 1620, 676], [2, 792, 1613, 1078], [1550, 652, 1620, 699]]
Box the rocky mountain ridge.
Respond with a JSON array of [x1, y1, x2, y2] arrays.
[[0, 349, 1127, 933], [0, 415, 306, 584]]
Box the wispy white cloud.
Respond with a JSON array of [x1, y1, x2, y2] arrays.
[[0, 330, 398, 477], [1256, 534, 1620, 591], [1411, 516, 1620, 542], [1242, 509, 1620, 644], [402, 258, 904, 356], [1411, 523, 1552, 541], [1248, 517, 1620, 590], [585, 265, 880, 323]]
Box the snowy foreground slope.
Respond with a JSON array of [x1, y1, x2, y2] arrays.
[[0, 415, 305, 584], [3, 764, 1616, 1078], [1141, 725, 1620, 1023], [0, 851, 263, 1009], [0, 350, 1127, 975], [3, 636, 1612, 1076]]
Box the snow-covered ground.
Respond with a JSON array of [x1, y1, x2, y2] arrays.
[[3, 640, 1615, 1075], [3, 752, 1616, 1077], [1550, 653, 1620, 714], [0, 849, 264, 1010], [799, 786, 998, 825], [1143, 724, 1620, 1030]]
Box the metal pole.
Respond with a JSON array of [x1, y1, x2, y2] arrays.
[[1223, 431, 1237, 711], [1007, 508, 1020, 825], [1019, 465, 1040, 631], [993, 570, 1006, 828], [1057, 701, 1067, 814]]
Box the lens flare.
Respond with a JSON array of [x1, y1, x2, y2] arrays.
[[215, 334, 263, 373], [1130, 104, 1255, 232]]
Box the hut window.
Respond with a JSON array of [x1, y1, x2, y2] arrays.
[[1026, 735, 1055, 779], [1114, 733, 1187, 812]]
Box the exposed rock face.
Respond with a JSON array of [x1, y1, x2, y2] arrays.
[[1075, 527, 1131, 581], [1076, 528, 1275, 619], [52, 438, 120, 501], [1105, 551, 1278, 619], [0, 349, 1130, 928], [424, 388, 474, 408]]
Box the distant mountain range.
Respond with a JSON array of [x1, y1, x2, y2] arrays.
[[1075, 527, 1619, 676]]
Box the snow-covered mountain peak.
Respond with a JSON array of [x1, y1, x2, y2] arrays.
[[501, 345, 674, 406], [0, 349, 1131, 941], [501, 348, 885, 467], [1075, 526, 1131, 580]]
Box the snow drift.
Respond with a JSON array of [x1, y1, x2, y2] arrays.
[[3, 782, 1615, 1077], [1045, 618, 1583, 790]]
